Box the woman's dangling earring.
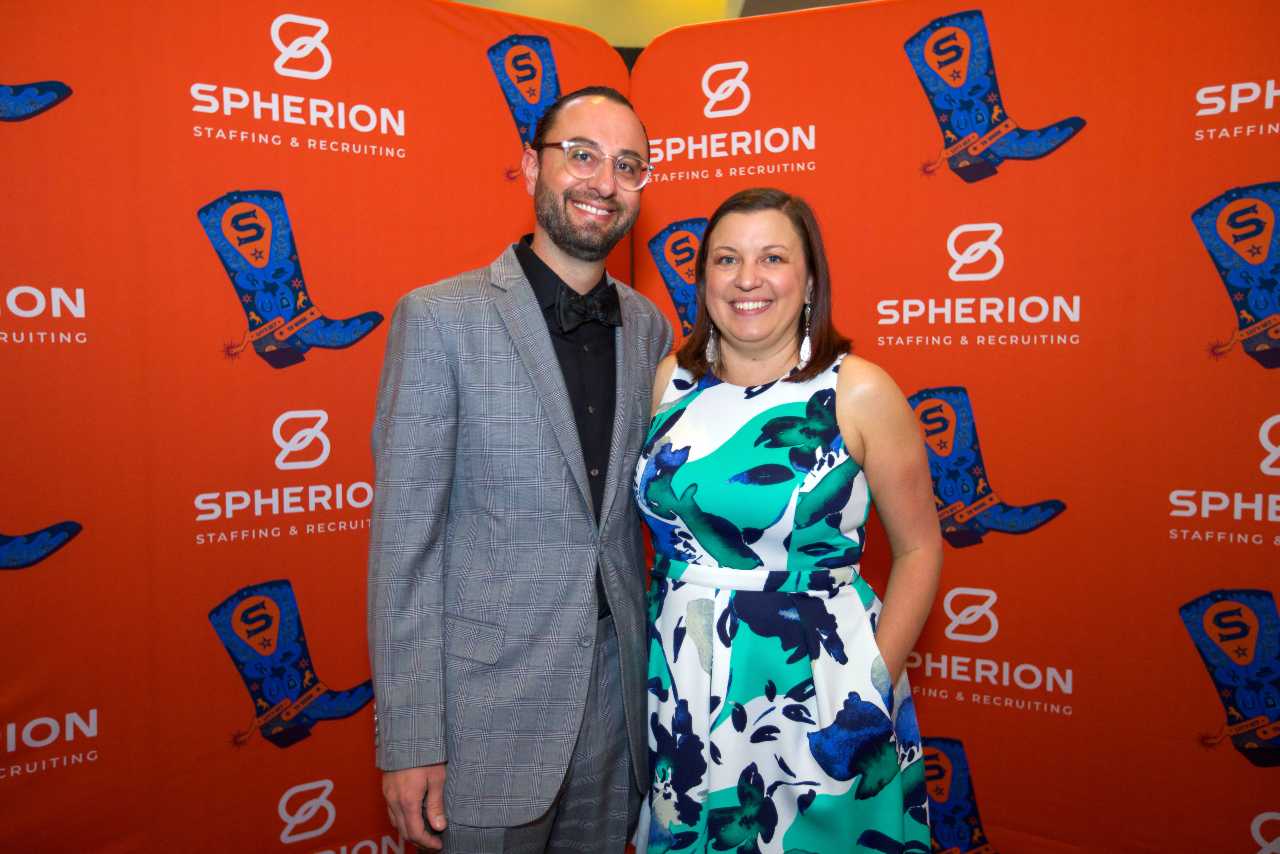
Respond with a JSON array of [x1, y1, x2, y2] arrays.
[[797, 302, 812, 370], [705, 325, 719, 369]]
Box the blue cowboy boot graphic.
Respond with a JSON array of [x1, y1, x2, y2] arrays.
[[196, 190, 383, 369], [923, 738, 996, 853], [1192, 182, 1280, 369], [487, 35, 560, 146], [0, 81, 71, 122], [209, 579, 373, 748], [648, 218, 707, 337], [1180, 588, 1280, 767], [904, 10, 1085, 183], [908, 386, 1064, 548], [0, 521, 81, 570]]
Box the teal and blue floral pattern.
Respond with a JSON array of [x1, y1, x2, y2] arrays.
[[632, 357, 929, 852]]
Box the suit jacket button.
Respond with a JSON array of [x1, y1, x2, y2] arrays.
[[578, 634, 592, 648]]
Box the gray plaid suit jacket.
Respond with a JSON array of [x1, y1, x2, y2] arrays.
[[368, 245, 673, 828]]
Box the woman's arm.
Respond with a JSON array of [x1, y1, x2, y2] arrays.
[[836, 355, 943, 683], [651, 353, 678, 416]]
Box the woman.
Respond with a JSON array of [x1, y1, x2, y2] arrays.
[[633, 188, 942, 853]]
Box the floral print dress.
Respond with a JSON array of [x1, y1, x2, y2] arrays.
[[632, 356, 929, 854]]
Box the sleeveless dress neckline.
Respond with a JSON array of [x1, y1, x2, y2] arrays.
[[631, 353, 929, 853], [706, 363, 798, 389]]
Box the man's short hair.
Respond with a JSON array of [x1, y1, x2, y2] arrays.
[[530, 85, 649, 156]]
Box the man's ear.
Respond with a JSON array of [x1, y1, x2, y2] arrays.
[[521, 146, 540, 197]]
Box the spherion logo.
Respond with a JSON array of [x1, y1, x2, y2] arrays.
[[274, 410, 331, 471], [2, 285, 85, 319], [1195, 79, 1278, 116], [190, 16, 407, 158], [1, 284, 89, 346], [0, 708, 100, 781], [4, 709, 97, 753], [193, 408, 372, 538], [648, 61, 816, 174], [315, 836, 404, 854], [1168, 412, 1280, 544], [279, 779, 336, 843], [1192, 77, 1280, 142], [947, 223, 1004, 282], [1253, 812, 1280, 854], [271, 14, 332, 81], [702, 61, 750, 118], [1217, 197, 1275, 266], [1260, 414, 1280, 476], [876, 218, 1081, 343], [943, 587, 999, 643]]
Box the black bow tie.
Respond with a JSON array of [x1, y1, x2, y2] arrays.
[[555, 284, 621, 333]]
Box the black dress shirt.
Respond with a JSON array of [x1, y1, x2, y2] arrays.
[[514, 237, 617, 617]]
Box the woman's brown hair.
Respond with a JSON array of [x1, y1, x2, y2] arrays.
[[676, 187, 850, 383]]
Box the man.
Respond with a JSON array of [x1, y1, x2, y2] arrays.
[[368, 86, 672, 853]]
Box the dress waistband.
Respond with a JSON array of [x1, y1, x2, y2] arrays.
[[651, 556, 862, 594]]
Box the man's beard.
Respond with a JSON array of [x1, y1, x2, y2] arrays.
[[534, 181, 637, 262]]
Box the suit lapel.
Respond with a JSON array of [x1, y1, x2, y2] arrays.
[[489, 247, 593, 516], [599, 282, 637, 531]]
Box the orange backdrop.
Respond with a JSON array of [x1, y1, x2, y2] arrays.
[[1, 1, 626, 851], [2, 0, 1277, 852], [630, 1, 1276, 852]]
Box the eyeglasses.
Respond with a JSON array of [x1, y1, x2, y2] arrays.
[[532, 140, 654, 191]]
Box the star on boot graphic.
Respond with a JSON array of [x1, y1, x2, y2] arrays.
[[208, 578, 373, 748], [904, 10, 1085, 183], [922, 738, 997, 853], [909, 386, 1065, 547], [1192, 182, 1280, 369], [197, 190, 383, 369], [1180, 588, 1280, 768], [487, 35, 560, 146], [648, 218, 707, 337]]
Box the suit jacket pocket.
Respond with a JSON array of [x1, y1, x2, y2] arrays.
[[444, 613, 504, 664]]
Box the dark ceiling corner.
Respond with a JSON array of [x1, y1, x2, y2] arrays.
[[740, 0, 866, 16], [614, 46, 643, 71]]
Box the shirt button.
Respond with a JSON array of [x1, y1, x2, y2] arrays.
[[589, 468, 600, 477], [587, 405, 595, 415], [582, 344, 590, 352]]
